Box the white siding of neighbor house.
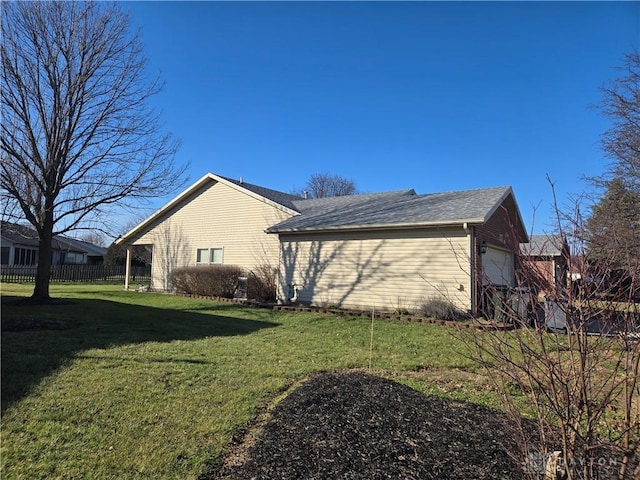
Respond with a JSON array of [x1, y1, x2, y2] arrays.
[[276, 228, 472, 312], [129, 180, 293, 291]]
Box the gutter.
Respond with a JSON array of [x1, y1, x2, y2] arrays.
[[266, 219, 485, 235]]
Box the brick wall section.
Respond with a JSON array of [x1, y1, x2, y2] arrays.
[[473, 195, 527, 315], [476, 195, 524, 252]]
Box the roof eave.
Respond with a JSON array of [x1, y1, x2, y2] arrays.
[[267, 218, 485, 235]]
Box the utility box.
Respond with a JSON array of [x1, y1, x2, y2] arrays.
[[544, 300, 567, 333], [235, 276, 248, 300]]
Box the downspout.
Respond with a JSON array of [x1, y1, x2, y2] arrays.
[[464, 223, 477, 316]]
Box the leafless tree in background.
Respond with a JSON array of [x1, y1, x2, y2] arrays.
[[78, 232, 108, 248], [463, 186, 639, 480], [294, 173, 358, 198], [1, 1, 186, 302], [599, 50, 640, 193]]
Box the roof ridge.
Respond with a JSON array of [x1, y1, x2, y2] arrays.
[[417, 185, 510, 198], [295, 188, 415, 204], [219, 175, 302, 199]]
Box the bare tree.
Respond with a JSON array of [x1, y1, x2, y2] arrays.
[[1, 1, 186, 302], [600, 50, 640, 193], [78, 232, 108, 248], [462, 186, 640, 480], [295, 173, 358, 199]]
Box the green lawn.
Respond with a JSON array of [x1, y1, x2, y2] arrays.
[[1, 283, 494, 479]]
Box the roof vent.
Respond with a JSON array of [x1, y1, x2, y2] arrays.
[[239, 177, 243, 184]]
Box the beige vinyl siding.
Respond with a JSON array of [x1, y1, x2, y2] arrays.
[[130, 180, 293, 290], [277, 228, 472, 312]]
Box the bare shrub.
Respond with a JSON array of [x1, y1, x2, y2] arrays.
[[248, 264, 277, 303], [463, 183, 640, 480], [169, 265, 245, 298], [420, 296, 463, 320]]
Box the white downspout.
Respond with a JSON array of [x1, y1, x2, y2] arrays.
[[464, 222, 477, 315]]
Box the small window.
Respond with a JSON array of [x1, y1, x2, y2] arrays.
[[196, 248, 209, 264], [210, 248, 223, 264], [196, 247, 223, 265]]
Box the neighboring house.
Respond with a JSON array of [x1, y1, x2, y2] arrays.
[[519, 234, 570, 298], [0, 221, 107, 265], [117, 173, 528, 315], [60, 237, 108, 265]]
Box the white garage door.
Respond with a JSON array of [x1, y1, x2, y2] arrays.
[[482, 247, 514, 287]]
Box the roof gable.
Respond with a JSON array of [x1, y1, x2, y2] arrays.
[[117, 173, 302, 244]]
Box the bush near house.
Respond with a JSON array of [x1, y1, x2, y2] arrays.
[[169, 264, 276, 302], [247, 264, 278, 303], [420, 296, 464, 321], [169, 265, 244, 298]]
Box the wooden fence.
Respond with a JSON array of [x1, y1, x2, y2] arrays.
[[1, 264, 151, 284]]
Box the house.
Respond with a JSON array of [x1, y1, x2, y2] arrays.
[[519, 234, 570, 299], [0, 221, 107, 265], [267, 185, 528, 315], [117, 173, 528, 315]]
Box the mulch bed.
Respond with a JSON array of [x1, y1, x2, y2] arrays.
[[206, 371, 523, 480]]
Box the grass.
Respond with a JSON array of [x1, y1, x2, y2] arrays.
[[1, 283, 493, 480]]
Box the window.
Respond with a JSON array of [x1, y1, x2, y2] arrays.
[[65, 252, 84, 264], [211, 248, 223, 264], [15, 247, 38, 265], [196, 247, 223, 265]]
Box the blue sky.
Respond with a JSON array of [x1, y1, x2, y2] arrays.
[[124, 1, 638, 235]]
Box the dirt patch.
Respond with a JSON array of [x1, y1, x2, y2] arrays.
[[206, 371, 523, 480]]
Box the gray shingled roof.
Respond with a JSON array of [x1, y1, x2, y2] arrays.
[[1, 221, 40, 247], [220, 176, 303, 211], [0, 221, 102, 253], [59, 236, 107, 257], [520, 235, 567, 257], [267, 186, 514, 233]]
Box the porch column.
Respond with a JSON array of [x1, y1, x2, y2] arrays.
[[124, 246, 132, 290]]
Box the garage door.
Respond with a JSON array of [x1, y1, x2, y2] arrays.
[[482, 247, 514, 287]]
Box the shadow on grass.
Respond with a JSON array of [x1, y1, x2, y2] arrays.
[[1, 295, 278, 412]]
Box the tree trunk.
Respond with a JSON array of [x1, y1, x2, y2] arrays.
[[31, 219, 53, 302]]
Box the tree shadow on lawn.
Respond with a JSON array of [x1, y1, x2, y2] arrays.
[[0, 295, 279, 412]]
